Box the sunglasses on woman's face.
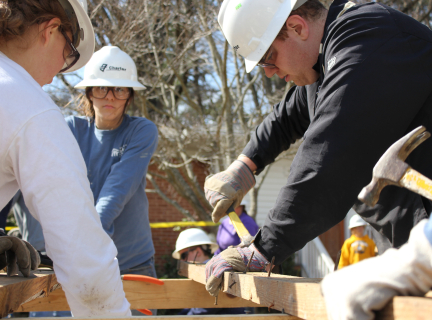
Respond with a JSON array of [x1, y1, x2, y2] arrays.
[[91, 87, 132, 100], [59, 28, 80, 73]]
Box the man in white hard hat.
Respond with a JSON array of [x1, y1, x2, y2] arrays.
[[205, 0, 432, 319], [173, 228, 218, 263]]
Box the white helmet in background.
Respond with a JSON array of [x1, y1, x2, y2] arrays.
[[172, 228, 218, 259], [218, 0, 308, 73], [75, 46, 145, 90], [58, 0, 95, 73], [348, 214, 368, 229]]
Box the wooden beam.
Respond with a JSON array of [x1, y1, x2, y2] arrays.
[[178, 261, 432, 320], [0, 270, 59, 318], [28, 315, 296, 320], [18, 279, 262, 312]]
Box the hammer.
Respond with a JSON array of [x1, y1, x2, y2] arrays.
[[358, 126, 432, 206]]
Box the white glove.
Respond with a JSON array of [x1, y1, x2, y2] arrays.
[[321, 219, 432, 320]]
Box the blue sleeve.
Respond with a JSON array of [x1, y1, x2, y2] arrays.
[[424, 217, 432, 245], [96, 121, 158, 236]]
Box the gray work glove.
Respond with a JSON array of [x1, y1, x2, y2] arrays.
[[205, 244, 268, 296], [321, 219, 432, 320], [204, 160, 255, 222], [0, 229, 40, 277]]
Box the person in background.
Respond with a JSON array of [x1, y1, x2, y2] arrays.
[[338, 214, 376, 269], [0, 0, 130, 316], [173, 228, 248, 315], [214, 200, 259, 255]]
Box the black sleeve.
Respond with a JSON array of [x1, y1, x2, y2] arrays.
[[254, 5, 432, 264], [242, 85, 310, 174]]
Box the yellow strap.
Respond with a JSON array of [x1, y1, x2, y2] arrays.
[[5, 221, 220, 232], [228, 211, 251, 239]]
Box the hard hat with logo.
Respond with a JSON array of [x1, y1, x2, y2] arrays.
[[172, 228, 218, 259], [218, 0, 308, 73], [74, 46, 145, 90], [348, 214, 368, 229], [58, 0, 95, 73]]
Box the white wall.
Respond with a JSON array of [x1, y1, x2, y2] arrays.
[[246, 159, 291, 227]]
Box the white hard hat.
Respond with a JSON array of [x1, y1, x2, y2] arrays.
[[348, 214, 368, 229], [74, 46, 145, 90], [58, 0, 95, 73], [218, 0, 308, 73], [172, 228, 218, 260]]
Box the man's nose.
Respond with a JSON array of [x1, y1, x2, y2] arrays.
[[264, 67, 278, 78]]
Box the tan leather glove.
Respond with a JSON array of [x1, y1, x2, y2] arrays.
[[321, 219, 432, 320], [0, 235, 40, 277], [204, 160, 255, 222]]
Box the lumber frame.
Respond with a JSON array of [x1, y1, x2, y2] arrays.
[[178, 261, 432, 320], [18, 279, 262, 312], [0, 270, 59, 318]]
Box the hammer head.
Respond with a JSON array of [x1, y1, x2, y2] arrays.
[[358, 126, 430, 207]]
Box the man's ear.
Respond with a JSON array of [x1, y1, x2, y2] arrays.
[[39, 17, 62, 47], [286, 15, 310, 40]]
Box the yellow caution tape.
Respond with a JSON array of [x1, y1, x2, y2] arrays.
[[5, 221, 219, 232], [150, 221, 220, 228]]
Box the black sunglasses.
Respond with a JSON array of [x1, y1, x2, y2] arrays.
[[59, 27, 80, 73]]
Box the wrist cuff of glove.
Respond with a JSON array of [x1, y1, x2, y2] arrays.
[[249, 243, 270, 266], [228, 160, 256, 193]]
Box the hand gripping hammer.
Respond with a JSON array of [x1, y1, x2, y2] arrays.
[[358, 126, 432, 206]]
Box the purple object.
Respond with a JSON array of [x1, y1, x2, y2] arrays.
[[214, 212, 259, 255]]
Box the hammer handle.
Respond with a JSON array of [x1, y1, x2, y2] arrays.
[[226, 206, 254, 247], [400, 167, 432, 202]]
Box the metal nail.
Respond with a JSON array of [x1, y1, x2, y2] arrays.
[[267, 256, 275, 277], [228, 280, 237, 288], [268, 303, 274, 312], [244, 251, 254, 274]]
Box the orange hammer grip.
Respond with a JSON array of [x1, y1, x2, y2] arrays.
[[121, 274, 164, 285]]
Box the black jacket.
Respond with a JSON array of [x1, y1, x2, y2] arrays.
[[243, 0, 432, 264]]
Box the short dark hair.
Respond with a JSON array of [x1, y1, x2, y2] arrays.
[[276, 0, 327, 40]]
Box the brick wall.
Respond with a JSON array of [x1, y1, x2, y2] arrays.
[[147, 161, 209, 275]]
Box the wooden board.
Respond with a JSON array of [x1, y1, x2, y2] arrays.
[[178, 261, 432, 320], [0, 269, 58, 317], [18, 279, 262, 311]]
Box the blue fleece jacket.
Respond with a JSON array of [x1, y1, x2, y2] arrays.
[[66, 115, 158, 271]]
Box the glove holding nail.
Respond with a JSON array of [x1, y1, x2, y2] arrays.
[[205, 244, 269, 296]]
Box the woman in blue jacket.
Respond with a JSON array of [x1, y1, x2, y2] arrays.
[[70, 46, 158, 280]]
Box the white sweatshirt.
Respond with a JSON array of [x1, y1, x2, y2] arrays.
[[0, 53, 131, 316]]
